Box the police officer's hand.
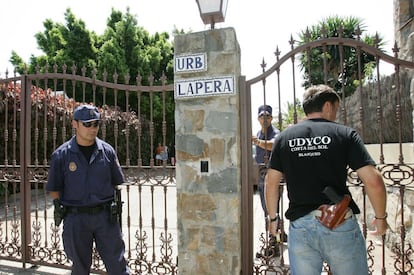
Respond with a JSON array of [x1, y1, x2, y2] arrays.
[[252, 136, 258, 145]]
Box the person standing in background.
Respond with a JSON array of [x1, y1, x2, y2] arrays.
[[155, 142, 164, 166], [162, 144, 169, 164], [169, 142, 176, 165]]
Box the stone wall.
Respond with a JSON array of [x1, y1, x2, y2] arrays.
[[395, 0, 414, 144], [174, 28, 242, 275], [394, 0, 414, 60], [342, 71, 413, 144], [347, 0, 414, 260]]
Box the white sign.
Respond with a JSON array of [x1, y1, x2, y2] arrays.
[[174, 53, 207, 73], [175, 76, 235, 99]]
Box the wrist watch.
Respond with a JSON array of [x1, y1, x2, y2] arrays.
[[268, 214, 279, 223]]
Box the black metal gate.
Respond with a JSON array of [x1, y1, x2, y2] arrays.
[[0, 66, 177, 274], [240, 34, 414, 274]]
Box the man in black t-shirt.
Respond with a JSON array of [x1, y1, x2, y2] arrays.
[[265, 84, 387, 275]]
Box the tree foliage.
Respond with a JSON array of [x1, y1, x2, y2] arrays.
[[9, 7, 176, 147], [280, 99, 306, 130], [0, 81, 156, 167], [11, 8, 174, 84], [297, 16, 385, 96]]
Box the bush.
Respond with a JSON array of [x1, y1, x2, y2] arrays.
[[0, 82, 154, 167]]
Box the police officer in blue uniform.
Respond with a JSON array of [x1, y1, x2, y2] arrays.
[[46, 104, 130, 275], [252, 105, 286, 258], [252, 105, 280, 216]]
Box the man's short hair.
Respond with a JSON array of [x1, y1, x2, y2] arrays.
[[302, 84, 340, 115]]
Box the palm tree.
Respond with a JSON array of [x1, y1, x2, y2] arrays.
[[297, 16, 385, 96]]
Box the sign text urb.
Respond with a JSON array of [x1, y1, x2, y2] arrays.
[[175, 76, 235, 99], [174, 53, 207, 73]]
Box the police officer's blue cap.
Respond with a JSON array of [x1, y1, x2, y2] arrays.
[[258, 105, 272, 117], [73, 105, 100, 122]]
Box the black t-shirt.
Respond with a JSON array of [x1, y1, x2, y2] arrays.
[[78, 143, 96, 163], [269, 118, 375, 221]]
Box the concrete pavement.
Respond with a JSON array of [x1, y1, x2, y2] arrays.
[[0, 260, 70, 274], [0, 190, 396, 274]]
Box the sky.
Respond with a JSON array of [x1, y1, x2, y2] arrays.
[[1, 0, 395, 131]]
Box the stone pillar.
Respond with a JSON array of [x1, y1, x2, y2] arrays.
[[394, 0, 414, 58], [174, 28, 242, 274]]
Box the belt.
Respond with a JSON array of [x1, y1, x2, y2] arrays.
[[310, 208, 353, 220], [67, 202, 111, 214]]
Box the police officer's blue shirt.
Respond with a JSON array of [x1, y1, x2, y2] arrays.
[[255, 125, 280, 165], [46, 136, 125, 207]]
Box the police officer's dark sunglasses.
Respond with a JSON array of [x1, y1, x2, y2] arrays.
[[79, 121, 100, 128]]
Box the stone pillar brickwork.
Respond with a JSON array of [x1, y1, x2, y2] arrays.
[[394, 0, 414, 59], [174, 28, 242, 274]]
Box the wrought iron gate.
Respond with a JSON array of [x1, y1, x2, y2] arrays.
[[2, 31, 414, 275], [0, 67, 177, 274], [240, 32, 414, 274]]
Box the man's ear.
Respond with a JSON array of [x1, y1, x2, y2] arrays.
[[322, 101, 338, 120], [322, 101, 331, 113], [321, 101, 334, 118]]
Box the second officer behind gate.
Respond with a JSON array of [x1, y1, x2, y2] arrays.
[[46, 104, 130, 275]]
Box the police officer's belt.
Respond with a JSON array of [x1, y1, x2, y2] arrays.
[[67, 202, 110, 214]]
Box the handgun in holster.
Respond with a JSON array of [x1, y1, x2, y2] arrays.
[[109, 187, 123, 226], [316, 186, 351, 230], [258, 163, 268, 179], [53, 199, 67, 227]]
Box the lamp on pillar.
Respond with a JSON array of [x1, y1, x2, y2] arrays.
[[195, 0, 228, 29]]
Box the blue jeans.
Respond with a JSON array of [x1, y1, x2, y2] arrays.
[[288, 211, 368, 275]]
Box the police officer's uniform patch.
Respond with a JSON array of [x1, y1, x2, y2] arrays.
[[69, 162, 77, 172]]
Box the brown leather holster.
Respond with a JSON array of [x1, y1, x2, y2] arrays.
[[316, 194, 351, 229]]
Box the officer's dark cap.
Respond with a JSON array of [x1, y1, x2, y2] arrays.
[[73, 105, 100, 122], [258, 105, 272, 117]]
